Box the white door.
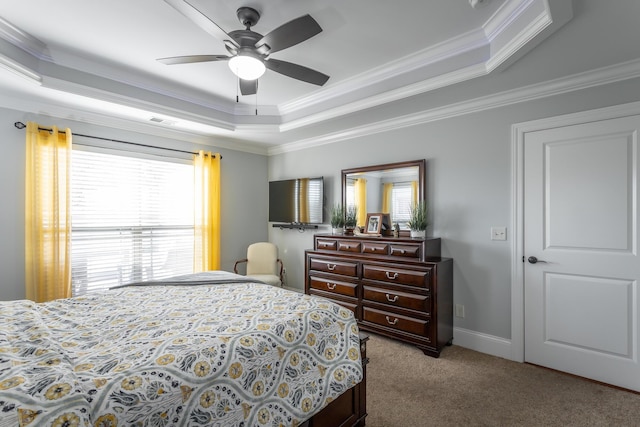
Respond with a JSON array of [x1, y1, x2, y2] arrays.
[[524, 115, 640, 392]]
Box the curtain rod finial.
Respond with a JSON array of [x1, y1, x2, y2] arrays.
[[14, 121, 26, 129]]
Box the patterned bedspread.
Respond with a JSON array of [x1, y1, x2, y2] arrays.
[[0, 271, 363, 426]]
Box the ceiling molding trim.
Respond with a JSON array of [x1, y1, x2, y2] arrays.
[[3, 90, 270, 155], [38, 53, 244, 116], [277, 0, 547, 118], [34, 51, 283, 121], [40, 74, 238, 132], [484, 0, 538, 41], [485, 6, 551, 72], [0, 17, 51, 60], [277, 0, 567, 132], [278, 63, 489, 133], [0, 53, 41, 84], [269, 58, 640, 156], [278, 28, 489, 117]]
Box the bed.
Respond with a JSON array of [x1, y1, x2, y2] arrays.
[[0, 271, 366, 426]]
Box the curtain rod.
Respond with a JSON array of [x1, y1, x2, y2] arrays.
[[13, 122, 220, 158]]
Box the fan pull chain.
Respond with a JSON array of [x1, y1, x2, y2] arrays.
[[236, 74, 239, 103], [255, 80, 258, 115]]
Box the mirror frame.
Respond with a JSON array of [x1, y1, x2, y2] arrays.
[[341, 159, 426, 231]]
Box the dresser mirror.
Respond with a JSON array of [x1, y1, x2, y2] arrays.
[[341, 159, 426, 232]]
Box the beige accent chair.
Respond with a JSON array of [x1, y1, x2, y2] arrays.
[[233, 242, 284, 287]]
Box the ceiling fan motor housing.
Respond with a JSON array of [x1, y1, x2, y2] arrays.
[[237, 7, 260, 28]]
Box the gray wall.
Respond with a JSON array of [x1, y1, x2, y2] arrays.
[[268, 77, 640, 342], [267, 0, 640, 344], [0, 107, 269, 300]]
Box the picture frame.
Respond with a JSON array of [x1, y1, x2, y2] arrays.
[[365, 213, 383, 234]]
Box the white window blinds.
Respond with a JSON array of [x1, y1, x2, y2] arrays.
[[71, 148, 195, 295], [391, 184, 412, 227]]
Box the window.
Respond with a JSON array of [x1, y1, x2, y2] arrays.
[[295, 178, 323, 224], [346, 179, 412, 227], [345, 179, 356, 209], [71, 148, 195, 295], [391, 183, 412, 227]]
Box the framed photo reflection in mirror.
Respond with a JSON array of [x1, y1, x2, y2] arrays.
[[365, 213, 383, 234]]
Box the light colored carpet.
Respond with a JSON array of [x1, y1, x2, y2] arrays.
[[364, 333, 640, 427]]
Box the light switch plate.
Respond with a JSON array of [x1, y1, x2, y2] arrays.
[[491, 226, 507, 241]]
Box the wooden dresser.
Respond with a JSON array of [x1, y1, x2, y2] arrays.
[[305, 233, 453, 358]]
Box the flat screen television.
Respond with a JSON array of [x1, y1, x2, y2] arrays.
[[269, 177, 324, 224]]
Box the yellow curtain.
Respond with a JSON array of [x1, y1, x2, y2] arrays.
[[194, 151, 221, 272], [25, 122, 72, 302], [355, 178, 367, 227], [299, 178, 309, 223], [411, 181, 419, 206], [381, 183, 393, 214]]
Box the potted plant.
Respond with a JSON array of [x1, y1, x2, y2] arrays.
[[344, 206, 358, 235], [407, 201, 428, 238], [330, 203, 345, 234]]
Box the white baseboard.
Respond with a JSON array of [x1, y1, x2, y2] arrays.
[[452, 327, 514, 361]]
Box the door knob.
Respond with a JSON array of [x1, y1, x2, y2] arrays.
[[527, 256, 547, 264]]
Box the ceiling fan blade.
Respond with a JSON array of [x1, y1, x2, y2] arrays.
[[163, 0, 239, 48], [239, 79, 257, 96], [265, 59, 329, 86], [157, 55, 229, 65], [257, 14, 322, 54]]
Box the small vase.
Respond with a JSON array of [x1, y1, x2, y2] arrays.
[[332, 227, 343, 235], [410, 229, 426, 238], [344, 227, 355, 236]]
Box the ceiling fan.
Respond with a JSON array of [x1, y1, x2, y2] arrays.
[[158, 0, 330, 97]]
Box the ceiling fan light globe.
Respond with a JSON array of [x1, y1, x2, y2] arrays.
[[228, 55, 266, 80]]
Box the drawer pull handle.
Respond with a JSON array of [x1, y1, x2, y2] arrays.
[[326, 283, 337, 290], [398, 249, 406, 254], [385, 293, 399, 303], [385, 316, 399, 325], [385, 271, 399, 280], [327, 263, 336, 271]]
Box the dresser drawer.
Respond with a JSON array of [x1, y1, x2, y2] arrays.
[[316, 238, 338, 251], [362, 264, 431, 288], [389, 243, 421, 259], [309, 257, 358, 277], [337, 240, 362, 253], [362, 242, 389, 255], [363, 307, 431, 339], [309, 276, 358, 298], [363, 285, 430, 313], [309, 290, 358, 316]]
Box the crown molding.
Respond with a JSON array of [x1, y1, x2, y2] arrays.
[[268, 58, 640, 156], [0, 17, 50, 60], [0, 52, 41, 84], [278, 0, 566, 131], [485, 2, 551, 72], [3, 89, 270, 155], [279, 63, 489, 133], [277, 27, 488, 117]]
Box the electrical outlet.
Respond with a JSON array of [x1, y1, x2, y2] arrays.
[[455, 304, 465, 318], [491, 226, 507, 241]]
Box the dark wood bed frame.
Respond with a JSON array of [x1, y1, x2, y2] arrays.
[[301, 333, 369, 427]]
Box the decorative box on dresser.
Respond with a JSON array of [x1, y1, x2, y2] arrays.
[[305, 233, 453, 358]]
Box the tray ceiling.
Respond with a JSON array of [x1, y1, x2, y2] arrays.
[[0, 0, 572, 151]]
